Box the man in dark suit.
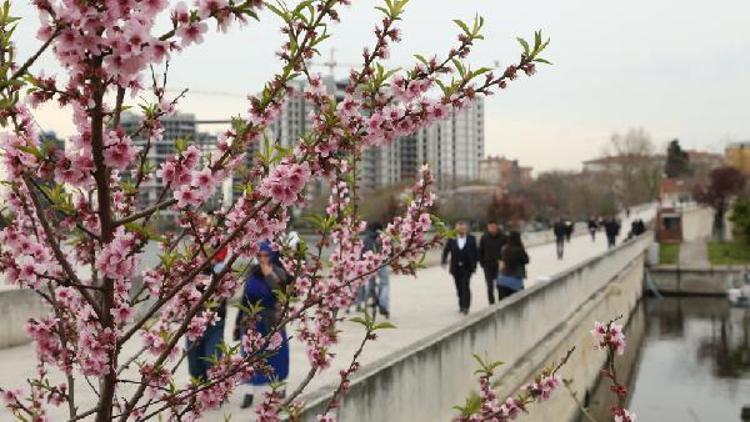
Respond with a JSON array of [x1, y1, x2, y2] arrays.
[[478, 221, 506, 305], [442, 221, 478, 315]]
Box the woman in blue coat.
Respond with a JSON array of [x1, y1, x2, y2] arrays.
[[235, 242, 289, 409]]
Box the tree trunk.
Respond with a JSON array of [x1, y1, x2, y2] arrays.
[[715, 206, 725, 242]]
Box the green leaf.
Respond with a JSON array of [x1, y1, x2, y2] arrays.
[[373, 321, 397, 330], [517, 37, 530, 55], [265, 3, 289, 21], [453, 19, 470, 35], [453, 393, 481, 416], [451, 59, 466, 78], [349, 315, 372, 329], [174, 137, 188, 154], [469, 67, 493, 78]]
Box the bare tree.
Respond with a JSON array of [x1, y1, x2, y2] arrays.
[[602, 128, 661, 206]]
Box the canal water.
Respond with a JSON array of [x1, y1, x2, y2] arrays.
[[585, 297, 750, 421]]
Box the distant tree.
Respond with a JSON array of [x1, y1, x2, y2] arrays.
[[381, 194, 404, 223], [729, 197, 750, 243], [603, 128, 654, 158], [694, 166, 747, 241], [356, 184, 410, 224], [664, 139, 692, 178], [524, 170, 619, 222], [603, 128, 661, 206], [486, 193, 531, 226]]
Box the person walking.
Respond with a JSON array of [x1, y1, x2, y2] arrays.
[[497, 231, 529, 300], [235, 242, 290, 409], [564, 219, 574, 242], [553, 219, 567, 259], [186, 243, 229, 382], [442, 221, 478, 315], [478, 221, 506, 305], [633, 219, 646, 236], [356, 222, 390, 318], [604, 218, 621, 249], [587, 217, 598, 242]]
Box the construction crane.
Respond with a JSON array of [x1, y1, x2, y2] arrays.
[[164, 88, 246, 98], [308, 48, 360, 79]]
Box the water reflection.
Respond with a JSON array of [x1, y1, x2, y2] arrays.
[[584, 297, 750, 421]]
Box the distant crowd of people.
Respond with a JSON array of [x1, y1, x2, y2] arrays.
[[440, 208, 648, 315]]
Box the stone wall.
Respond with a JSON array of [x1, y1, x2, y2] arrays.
[[649, 265, 742, 295], [299, 234, 653, 421]]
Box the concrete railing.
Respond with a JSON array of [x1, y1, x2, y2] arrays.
[[299, 233, 654, 421], [0, 289, 48, 349]]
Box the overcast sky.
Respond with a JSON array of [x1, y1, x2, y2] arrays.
[[12, 0, 750, 171]]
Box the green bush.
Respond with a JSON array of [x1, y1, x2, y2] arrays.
[[730, 197, 750, 243]]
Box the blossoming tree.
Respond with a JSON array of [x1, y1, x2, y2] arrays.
[[0, 0, 550, 420], [457, 319, 637, 422]]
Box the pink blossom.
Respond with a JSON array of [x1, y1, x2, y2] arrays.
[[196, 0, 228, 18], [259, 162, 311, 206], [112, 304, 135, 325], [103, 132, 139, 169], [614, 409, 637, 422], [175, 186, 204, 208], [592, 321, 626, 355], [176, 22, 208, 46], [95, 228, 137, 280], [1, 388, 22, 406]]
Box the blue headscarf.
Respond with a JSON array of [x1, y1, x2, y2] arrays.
[[259, 240, 282, 267], [259, 240, 274, 255]]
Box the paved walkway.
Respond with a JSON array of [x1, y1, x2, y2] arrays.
[[0, 207, 654, 420], [678, 240, 710, 267]]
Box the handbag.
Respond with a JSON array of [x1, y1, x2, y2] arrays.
[[497, 274, 524, 292]]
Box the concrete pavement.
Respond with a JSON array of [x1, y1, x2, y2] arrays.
[[678, 240, 710, 267], [0, 207, 655, 420]]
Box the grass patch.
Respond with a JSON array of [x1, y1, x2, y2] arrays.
[[708, 241, 750, 265], [659, 243, 680, 265]]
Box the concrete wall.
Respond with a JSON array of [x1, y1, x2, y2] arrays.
[[682, 206, 714, 241], [0, 289, 47, 349], [649, 265, 744, 295], [300, 234, 653, 421]]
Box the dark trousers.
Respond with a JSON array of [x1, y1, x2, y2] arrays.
[[555, 237, 565, 259], [607, 235, 616, 249], [498, 285, 518, 300], [482, 265, 500, 304], [187, 319, 225, 381], [589, 229, 596, 241], [452, 270, 472, 311]]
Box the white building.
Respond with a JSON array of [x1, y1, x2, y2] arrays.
[[415, 98, 484, 190]]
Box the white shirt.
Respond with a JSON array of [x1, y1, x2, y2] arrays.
[[457, 236, 467, 250]]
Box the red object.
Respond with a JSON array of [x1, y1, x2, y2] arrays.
[[214, 246, 228, 262]]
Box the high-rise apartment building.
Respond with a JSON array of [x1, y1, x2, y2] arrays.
[[403, 99, 484, 190], [259, 77, 484, 191], [120, 113, 220, 213]]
